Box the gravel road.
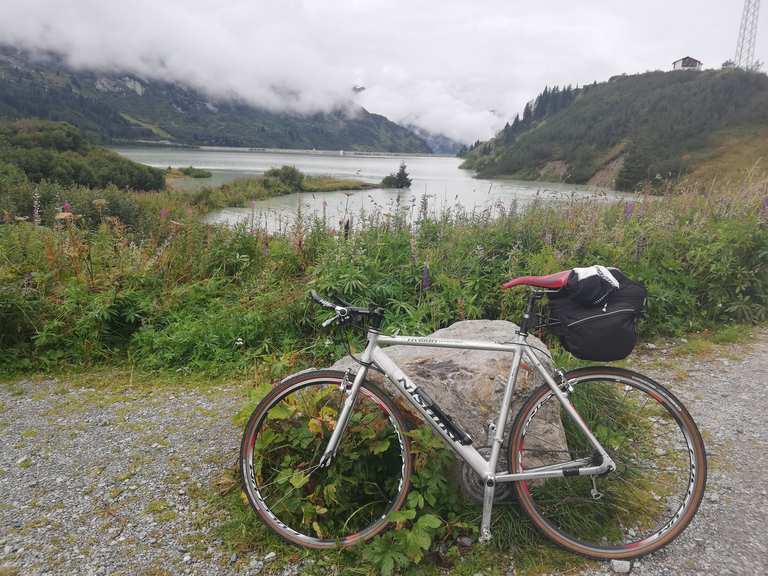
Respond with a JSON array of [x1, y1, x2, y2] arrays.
[[2, 329, 767, 575], [0, 380, 248, 575], [585, 328, 768, 576]]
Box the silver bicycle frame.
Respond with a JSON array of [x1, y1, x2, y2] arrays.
[[320, 328, 616, 542]]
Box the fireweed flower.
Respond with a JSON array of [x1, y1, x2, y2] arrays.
[[159, 208, 170, 220], [62, 201, 72, 212], [623, 202, 636, 219]]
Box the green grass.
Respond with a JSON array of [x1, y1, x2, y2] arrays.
[[673, 323, 754, 357], [303, 175, 375, 193], [187, 173, 373, 210]]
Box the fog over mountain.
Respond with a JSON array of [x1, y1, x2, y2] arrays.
[[1, 1, 764, 143]]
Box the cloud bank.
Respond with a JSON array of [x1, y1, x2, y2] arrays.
[[0, 1, 759, 143]]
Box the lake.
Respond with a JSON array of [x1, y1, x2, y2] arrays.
[[112, 146, 627, 231]]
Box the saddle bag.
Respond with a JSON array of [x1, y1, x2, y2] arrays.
[[548, 267, 646, 361]]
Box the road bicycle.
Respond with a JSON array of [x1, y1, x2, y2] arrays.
[[239, 272, 707, 560]]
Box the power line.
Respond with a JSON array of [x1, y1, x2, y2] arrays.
[[735, 0, 761, 70]]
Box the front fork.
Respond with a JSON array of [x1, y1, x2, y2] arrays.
[[319, 338, 375, 467]]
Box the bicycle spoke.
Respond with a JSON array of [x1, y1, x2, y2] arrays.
[[241, 376, 410, 547], [513, 371, 705, 556]]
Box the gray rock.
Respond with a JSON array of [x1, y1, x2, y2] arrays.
[[263, 551, 276, 562], [331, 320, 566, 465], [611, 559, 632, 573]]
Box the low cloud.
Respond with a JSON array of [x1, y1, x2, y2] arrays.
[[0, 1, 755, 143]]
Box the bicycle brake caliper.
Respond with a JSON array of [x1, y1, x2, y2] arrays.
[[340, 369, 352, 393], [557, 370, 573, 395]]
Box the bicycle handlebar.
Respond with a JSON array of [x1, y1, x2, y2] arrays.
[[309, 290, 384, 330], [310, 290, 337, 310]]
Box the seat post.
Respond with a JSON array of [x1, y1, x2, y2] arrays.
[[519, 290, 542, 335]]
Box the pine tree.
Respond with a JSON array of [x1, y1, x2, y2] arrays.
[[522, 102, 533, 124], [382, 162, 412, 188]]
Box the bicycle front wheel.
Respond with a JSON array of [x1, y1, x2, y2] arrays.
[[240, 369, 412, 549], [509, 367, 706, 559]]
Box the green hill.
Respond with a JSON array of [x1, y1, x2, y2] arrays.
[[0, 118, 165, 190], [0, 47, 431, 153], [461, 69, 768, 190]]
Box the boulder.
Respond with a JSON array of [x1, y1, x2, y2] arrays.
[[331, 320, 567, 491]]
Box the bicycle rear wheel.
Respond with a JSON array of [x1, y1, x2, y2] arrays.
[[509, 367, 706, 559], [240, 369, 412, 549]]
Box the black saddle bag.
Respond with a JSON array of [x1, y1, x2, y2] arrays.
[[548, 269, 646, 361]]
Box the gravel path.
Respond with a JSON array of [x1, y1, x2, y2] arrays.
[[0, 379, 249, 576], [586, 328, 768, 576], [2, 329, 767, 575]]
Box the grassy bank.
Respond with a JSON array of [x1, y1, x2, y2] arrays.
[[2, 175, 767, 375]]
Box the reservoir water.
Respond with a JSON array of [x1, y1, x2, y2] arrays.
[[112, 146, 627, 231]]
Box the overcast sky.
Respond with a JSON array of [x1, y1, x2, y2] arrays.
[[1, 1, 766, 143]]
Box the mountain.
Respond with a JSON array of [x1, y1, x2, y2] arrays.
[[405, 124, 465, 154], [0, 47, 431, 154], [461, 70, 768, 190]]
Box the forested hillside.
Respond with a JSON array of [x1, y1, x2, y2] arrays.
[[461, 70, 768, 190], [0, 47, 431, 153]]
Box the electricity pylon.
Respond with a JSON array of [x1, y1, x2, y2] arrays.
[[735, 0, 761, 70]]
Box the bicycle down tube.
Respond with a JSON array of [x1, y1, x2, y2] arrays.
[[320, 330, 616, 483]]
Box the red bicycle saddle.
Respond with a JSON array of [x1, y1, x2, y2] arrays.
[[502, 270, 571, 290]]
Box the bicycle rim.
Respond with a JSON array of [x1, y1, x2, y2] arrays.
[[509, 367, 706, 559], [240, 371, 411, 548]]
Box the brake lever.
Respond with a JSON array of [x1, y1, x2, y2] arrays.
[[321, 314, 339, 328], [321, 307, 349, 328]]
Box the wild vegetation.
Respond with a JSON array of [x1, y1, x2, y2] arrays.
[[3, 164, 766, 376], [179, 166, 212, 179], [462, 69, 768, 191], [0, 118, 165, 190]]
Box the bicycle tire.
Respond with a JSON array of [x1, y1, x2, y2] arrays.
[[240, 369, 413, 549], [508, 366, 707, 559]]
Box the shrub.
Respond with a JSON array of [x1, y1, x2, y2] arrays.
[[264, 165, 304, 191], [381, 162, 412, 188], [180, 166, 212, 178]]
